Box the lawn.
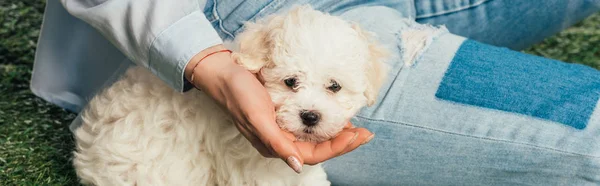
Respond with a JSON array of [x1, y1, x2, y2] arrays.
[[0, 0, 599, 185]]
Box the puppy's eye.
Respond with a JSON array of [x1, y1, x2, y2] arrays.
[[284, 77, 298, 88], [328, 80, 341, 93]]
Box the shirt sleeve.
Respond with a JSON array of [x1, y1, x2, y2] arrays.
[[61, 0, 223, 91]]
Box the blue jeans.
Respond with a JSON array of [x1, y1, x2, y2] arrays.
[[208, 0, 600, 50], [328, 8, 600, 186], [202, 0, 600, 185], [44, 0, 600, 185]]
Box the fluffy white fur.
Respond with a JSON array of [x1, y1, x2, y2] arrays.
[[73, 6, 388, 186]]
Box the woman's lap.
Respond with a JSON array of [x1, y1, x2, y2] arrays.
[[205, 1, 600, 184], [321, 6, 600, 185]]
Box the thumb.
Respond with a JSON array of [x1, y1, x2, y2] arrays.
[[243, 92, 304, 173], [271, 132, 304, 173], [259, 129, 304, 174]]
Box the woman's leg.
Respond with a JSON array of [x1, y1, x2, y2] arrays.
[[210, 0, 600, 50], [321, 6, 600, 185], [159, 1, 600, 184], [413, 0, 600, 50]]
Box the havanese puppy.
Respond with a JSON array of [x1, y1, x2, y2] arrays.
[[72, 5, 388, 186]]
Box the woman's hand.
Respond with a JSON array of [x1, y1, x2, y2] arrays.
[[185, 44, 375, 173]]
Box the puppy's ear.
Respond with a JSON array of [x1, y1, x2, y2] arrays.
[[352, 24, 389, 106], [233, 20, 278, 73]]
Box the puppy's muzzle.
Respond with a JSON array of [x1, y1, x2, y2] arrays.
[[300, 110, 321, 126]]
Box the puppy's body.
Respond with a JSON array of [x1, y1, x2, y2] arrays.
[[73, 6, 387, 185], [74, 67, 328, 185]]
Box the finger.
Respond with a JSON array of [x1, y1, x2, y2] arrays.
[[343, 122, 354, 129], [223, 67, 303, 172], [234, 122, 276, 158], [334, 121, 355, 138], [281, 130, 297, 142], [246, 114, 304, 173], [234, 79, 304, 173], [266, 132, 305, 173], [295, 131, 358, 165], [250, 137, 277, 158], [338, 127, 374, 156]]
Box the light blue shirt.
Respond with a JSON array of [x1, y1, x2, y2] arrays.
[[32, 0, 219, 112]]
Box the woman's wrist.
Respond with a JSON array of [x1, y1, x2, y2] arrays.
[[185, 44, 234, 90]]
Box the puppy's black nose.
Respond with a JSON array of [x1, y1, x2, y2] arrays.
[[300, 110, 320, 126]]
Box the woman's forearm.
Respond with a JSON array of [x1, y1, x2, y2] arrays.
[[61, 0, 223, 91]]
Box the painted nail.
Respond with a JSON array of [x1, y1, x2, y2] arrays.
[[347, 132, 359, 146], [287, 156, 302, 174], [361, 134, 375, 145]]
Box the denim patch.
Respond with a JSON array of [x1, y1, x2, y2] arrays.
[[435, 40, 600, 129]]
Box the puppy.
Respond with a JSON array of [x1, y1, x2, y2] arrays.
[[72, 6, 388, 186]]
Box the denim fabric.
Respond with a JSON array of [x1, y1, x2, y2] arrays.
[[323, 6, 600, 185], [202, 0, 416, 41], [413, 0, 491, 18], [202, 2, 600, 185], [436, 40, 600, 130], [415, 0, 600, 50]]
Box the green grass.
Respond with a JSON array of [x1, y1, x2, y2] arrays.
[[1, 1, 79, 185], [523, 14, 600, 68], [0, 0, 598, 185]]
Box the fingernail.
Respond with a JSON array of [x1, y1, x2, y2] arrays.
[[286, 156, 302, 174], [348, 132, 359, 145], [361, 134, 375, 145]]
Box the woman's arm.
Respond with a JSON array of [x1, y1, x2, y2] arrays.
[[61, 0, 374, 173], [61, 0, 222, 91]]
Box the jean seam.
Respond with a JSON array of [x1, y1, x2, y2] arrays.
[[232, 0, 285, 36], [355, 115, 600, 159], [415, 0, 493, 19], [211, 0, 234, 39]]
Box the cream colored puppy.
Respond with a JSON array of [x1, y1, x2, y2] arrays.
[[73, 6, 388, 186]]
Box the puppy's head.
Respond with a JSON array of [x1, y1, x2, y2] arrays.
[[233, 6, 388, 142]]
